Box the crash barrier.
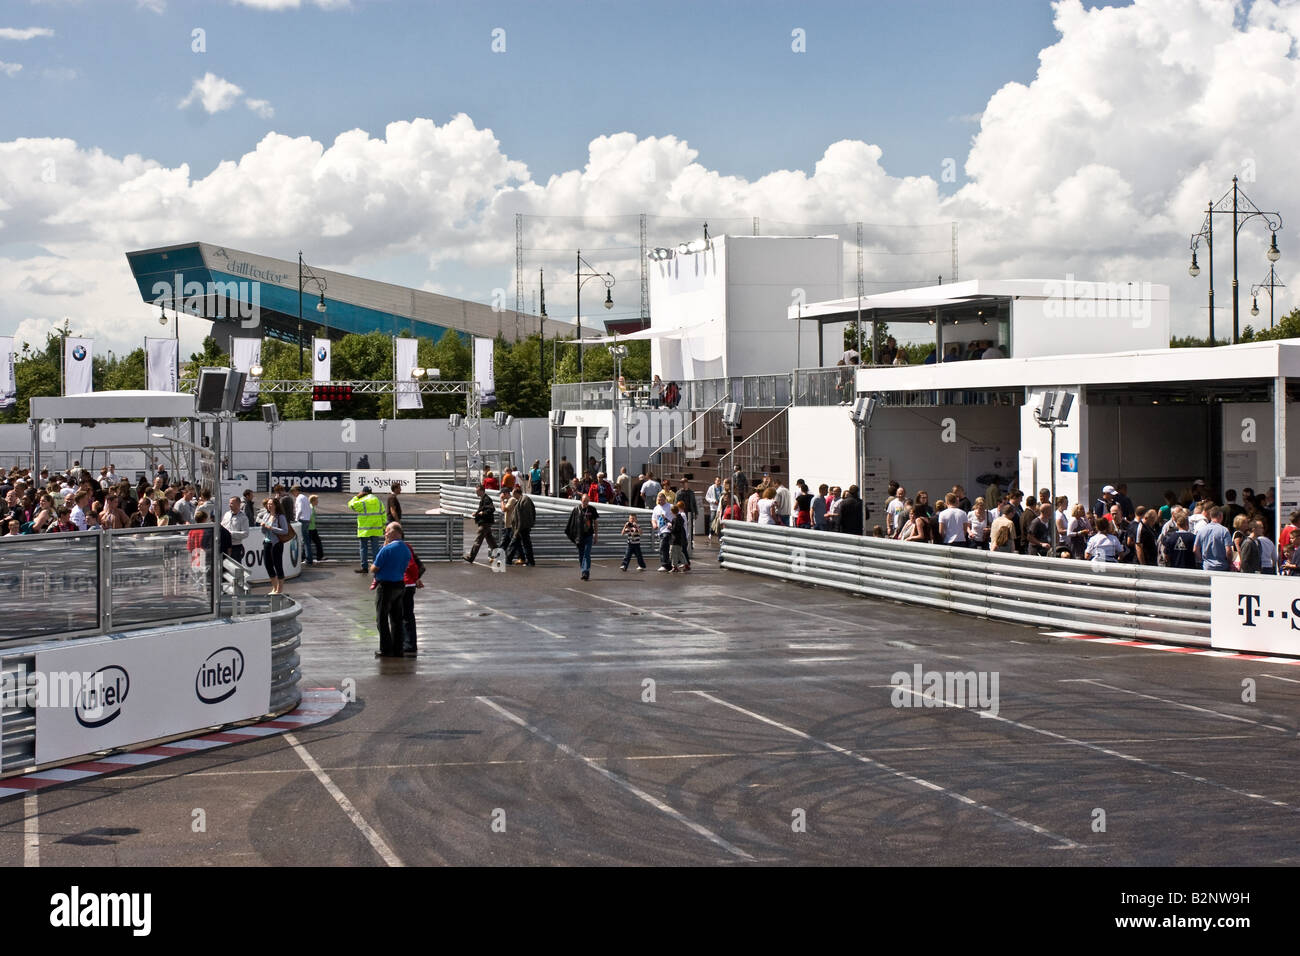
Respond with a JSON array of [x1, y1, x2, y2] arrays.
[[0, 594, 301, 777], [438, 485, 659, 562], [312, 514, 463, 563], [718, 521, 1213, 646], [1, 525, 219, 645]]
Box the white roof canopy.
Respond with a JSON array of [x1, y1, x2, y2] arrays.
[[30, 390, 197, 420]]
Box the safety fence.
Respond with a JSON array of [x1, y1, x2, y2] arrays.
[[312, 513, 463, 563], [718, 521, 1212, 646], [438, 484, 657, 562]]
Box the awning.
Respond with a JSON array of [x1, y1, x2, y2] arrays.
[[30, 390, 197, 420]]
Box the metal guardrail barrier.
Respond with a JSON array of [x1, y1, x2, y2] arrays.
[[313, 513, 463, 562], [0, 595, 302, 775], [439, 485, 659, 562], [1, 525, 217, 645], [718, 521, 1213, 646]]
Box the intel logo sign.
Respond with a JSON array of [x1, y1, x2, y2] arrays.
[[196, 647, 245, 704], [74, 666, 129, 728]]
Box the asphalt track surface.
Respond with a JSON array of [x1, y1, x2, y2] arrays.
[[3, 529, 1300, 867]]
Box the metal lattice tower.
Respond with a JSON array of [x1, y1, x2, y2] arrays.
[[639, 213, 649, 319], [465, 382, 482, 478], [951, 221, 959, 283], [515, 213, 524, 339]]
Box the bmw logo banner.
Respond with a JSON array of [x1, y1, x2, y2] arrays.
[[313, 337, 332, 412], [64, 337, 94, 395]]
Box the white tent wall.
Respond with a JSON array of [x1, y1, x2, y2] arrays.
[[789, 404, 1020, 510], [647, 235, 842, 381], [1222, 402, 1300, 494]]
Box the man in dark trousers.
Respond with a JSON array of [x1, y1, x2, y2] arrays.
[[558, 456, 576, 494], [678, 480, 699, 543], [507, 486, 536, 566], [566, 493, 599, 581], [370, 521, 412, 658], [465, 483, 498, 564], [839, 485, 865, 536]]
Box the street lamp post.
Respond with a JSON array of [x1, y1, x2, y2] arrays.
[[1189, 176, 1283, 345], [298, 252, 329, 374], [1251, 265, 1287, 330], [608, 344, 627, 484], [575, 250, 614, 384]]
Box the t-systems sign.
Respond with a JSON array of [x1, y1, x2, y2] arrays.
[[1210, 575, 1300, 656], [34, 619, 272, 766]]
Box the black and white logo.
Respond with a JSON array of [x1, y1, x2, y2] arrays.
[[196, 646, 245, 704], [74, 666, 129, 728]]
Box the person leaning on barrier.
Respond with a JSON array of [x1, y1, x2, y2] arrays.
[[221, 495, 249, 561], [348, 485, 387, 574], [838, 486, 865, 536]]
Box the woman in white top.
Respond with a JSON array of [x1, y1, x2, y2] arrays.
[[1084, 515, 1122, 563], [966, 497, 990, 547], [756, 488, 780, 526]]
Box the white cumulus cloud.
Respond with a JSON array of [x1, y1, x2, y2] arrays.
[[245, 98, 275, 119], [0, 27, 54, 41], [179, 73, 245, 113], [0, 62, 21, 77]]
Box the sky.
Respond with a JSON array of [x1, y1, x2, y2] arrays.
[[0, 0, 1297, 357]]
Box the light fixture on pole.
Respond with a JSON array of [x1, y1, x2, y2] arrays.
[[721, 401, 743, 487], [1251, 266, 1287, 329], [298, 252, 329, 374], [261, 402, 280, 476], [608, 343, 628, 482], [1033, 389, 1073, 554], [575, 250, 615, 385], [1189, 176, 1283, 345], [848, 395, 877, 536]]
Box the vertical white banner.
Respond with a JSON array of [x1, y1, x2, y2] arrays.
[[393, 337, 422, 410], [64, 337, 93, 395], [145, 336, 179, 392], [312, 336, 331, 412], [230, 338, 262, 408], [0, 336, 15, 409], [474, 336, 496, 406]]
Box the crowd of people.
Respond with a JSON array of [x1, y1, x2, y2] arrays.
[[702, 468, 1297, 574]]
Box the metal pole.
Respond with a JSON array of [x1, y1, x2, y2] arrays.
[[1276, 375, 1286, 560], [1231, 176, 1240, 344], [1049, 423, 1058, 554], [298, 251, 304, 375], [1208, 202, 1215, 344], [577, 250, 583, 384], [857, 423, 866, 535]]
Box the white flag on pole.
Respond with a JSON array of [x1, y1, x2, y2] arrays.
[[0, 337, 15, 409], [230, 338, 262, 408], [393, 337, 422, 410], [313, 337, 332, 412], [474, 336, 495, 405], [145, 336, 179, 392], [64, 337, 93, 395]]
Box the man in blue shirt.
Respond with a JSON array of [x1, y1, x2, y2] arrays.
[[1194, 506, 1235, 572], [370, 521, 412, 657]]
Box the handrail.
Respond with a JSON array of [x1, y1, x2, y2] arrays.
[[717, 403, 792, 468], [645, 394, 731, 460]]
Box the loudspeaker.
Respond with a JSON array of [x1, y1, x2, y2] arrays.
[[721, 402, 742, 429], [197, 367, 230, 413], [448, 413, 463, 429], [494, 411, 507, 427], [849, 396, 877, 426], [1050, 391, 1074, 421], [262, 403, 279, 425], [550, 410, 566, 427], [221, 370, 247, 413]]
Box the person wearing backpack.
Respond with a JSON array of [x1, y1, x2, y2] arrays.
[[397, 525, 426, 657]]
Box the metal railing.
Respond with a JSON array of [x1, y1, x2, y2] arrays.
[[550, 374, 794, 413], [1, 525, 218, 644], [793, 367, 857, 406], [719, 522, 1213, 646], [439, 484, 659, 562]]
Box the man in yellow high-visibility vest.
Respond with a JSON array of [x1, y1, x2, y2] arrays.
[[348, 485, 387, 573]]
